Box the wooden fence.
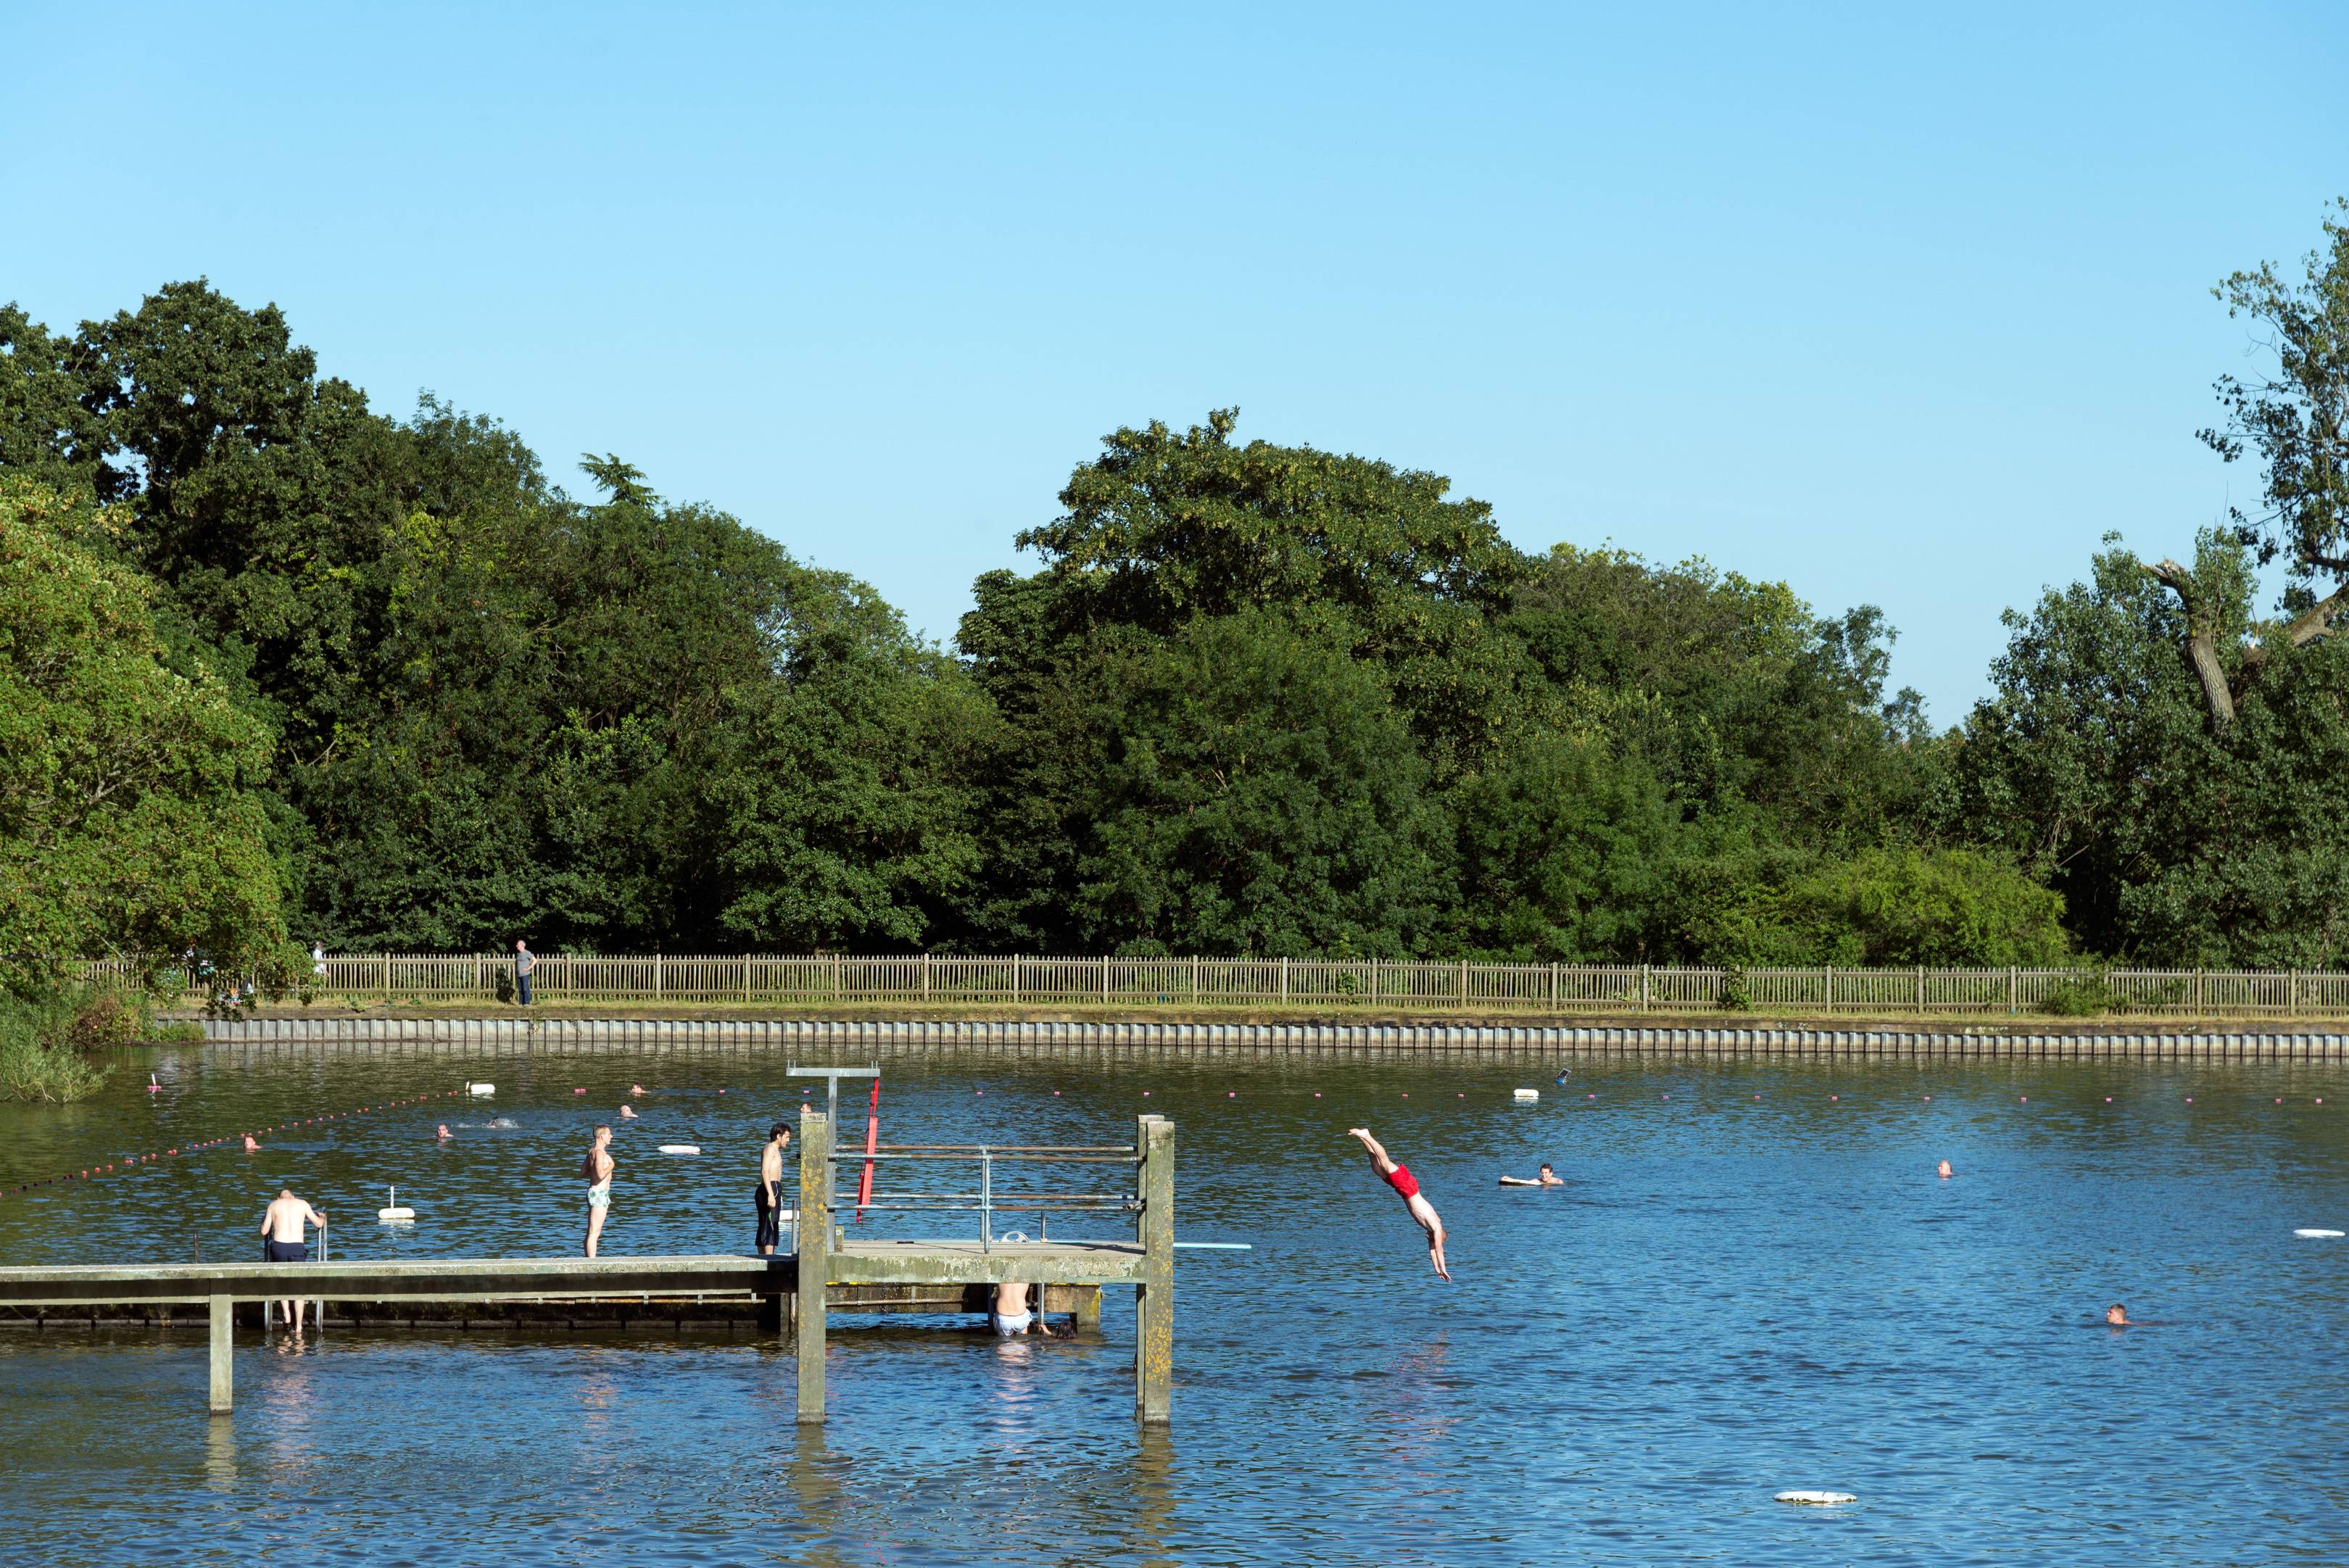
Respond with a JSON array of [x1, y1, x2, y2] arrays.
[[83, 953, 2349, 1019]]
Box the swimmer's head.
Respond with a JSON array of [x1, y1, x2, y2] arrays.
[[2105, 1303, 2128, 1324], [1538, 1163, 1554, 1177], [1936, 1160, 1953, 1179]]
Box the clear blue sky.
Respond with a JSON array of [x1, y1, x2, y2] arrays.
[[7, 2, 2345, 722]]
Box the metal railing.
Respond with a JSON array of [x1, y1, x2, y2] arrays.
[[824, 1144, 1143, 1251], [86, 950, 2349, 1019]]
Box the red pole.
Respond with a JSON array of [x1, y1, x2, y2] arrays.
[[855, 1077, 880, 1220]]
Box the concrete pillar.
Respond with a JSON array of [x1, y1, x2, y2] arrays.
[[1134, 1114, 1174, 1423], [208, 1293, 233, 1414], [1073, 1283, 1103, 1332], [795, 1111, 832, 1422]]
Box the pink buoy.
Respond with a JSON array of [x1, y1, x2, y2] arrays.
[[1053, 1090, 1061, 1096], [1313, 1092, 1322, 1098], [2276, 1097, 2284, 1104], [1830, 1095, 1839, 1101]]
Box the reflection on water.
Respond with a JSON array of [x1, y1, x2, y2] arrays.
[[4, 1045, 2349, 1564]]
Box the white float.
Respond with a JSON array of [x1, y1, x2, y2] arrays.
[[1512, 1088, 1540, 1103], [467, 1082, 494, 1096], [1774, 1490, 1856, 1506], [2295, 1228, 2344, 1237], [658, 1144, 701, 1156], [377, 1185, 415, 1222]]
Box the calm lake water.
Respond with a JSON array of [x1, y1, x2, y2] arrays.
[[4, 1042, 2348, 1566]]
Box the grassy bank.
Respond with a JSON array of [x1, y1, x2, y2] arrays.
[[0, 988, 194, 1103]]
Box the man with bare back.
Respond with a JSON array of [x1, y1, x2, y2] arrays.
[[582, 1125, 614, 1257], [755, 1121, 791, 1255], [258, 1188, 327, 1333], [1348, 1128, 1450, 1280]]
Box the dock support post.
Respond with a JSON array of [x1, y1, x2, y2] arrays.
[[795, 1111, 832, 1423], [1073, 1284, 1101, 1332], [208, 1293, 233, 1414], [1134, 1113, 1174, 1423]]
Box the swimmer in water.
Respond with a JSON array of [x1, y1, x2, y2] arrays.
[[1347, 1127, 1450, 1280], [242, 1134, 260, 1153], [1937, 1160, 1954, 1179], [436, 1124, 452, 1141], [619, 1104, 637, 1119], [1499, 1163, 1564, 1187], [2105, 1303, 2132, 1326], [630, 1084, 646, 1097]]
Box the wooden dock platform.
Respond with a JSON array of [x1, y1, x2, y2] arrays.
[[0, 1113, 1176, 1424]]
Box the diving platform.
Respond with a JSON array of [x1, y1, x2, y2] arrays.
[[0, 1113, 1177, 1424]]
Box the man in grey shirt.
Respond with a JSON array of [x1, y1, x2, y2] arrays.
[[513, 939, 535, 1006]]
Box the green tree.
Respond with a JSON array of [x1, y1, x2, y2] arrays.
[[1067, 611, 1450, 955], [2154, 201, 2349, 727], [1947, 531, 2349, 965], [1443, 732, 1676, 960], [0, 478, 286, 989]]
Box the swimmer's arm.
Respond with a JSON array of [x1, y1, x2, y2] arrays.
[[306, 1204, 326, 1226]]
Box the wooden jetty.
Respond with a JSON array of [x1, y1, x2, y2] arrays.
[[0, 1113, 1176, 1424]]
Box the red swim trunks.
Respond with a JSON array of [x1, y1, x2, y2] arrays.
[[1385, 1163, 1420, 1199]]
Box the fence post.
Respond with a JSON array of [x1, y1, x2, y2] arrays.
[[1013, 954, 1022, 1004], [1915, 965, 1924, 1013], [1104, 955, 1112, 1005], [1189, 954, 1198, 1004], [795, 1111, 832, 1422], [1823, 964, 1833, 1014], [1460, 958, 1470, 1010], [1551, 962, 1559, 1009], [1280, 957, 1289, 1003], [381, 952, 391, 1000], [2008, 966, 2018, 1013], [742, 955, 751, 1002], [1135, 1113, 1175, 1424], [2195, 968, 2205, 1015], [923, 952, 932, 1000], [832, 952, 842, 1000], [653, 953, 663, 1002], [1640, 963, 1651, 1011]]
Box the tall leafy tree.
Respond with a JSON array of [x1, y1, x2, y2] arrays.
[[0, 478, 286, 989]]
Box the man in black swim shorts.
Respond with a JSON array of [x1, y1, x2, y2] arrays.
[[258, 1187, 327, 1334], [755, 1121, 791, 1255]]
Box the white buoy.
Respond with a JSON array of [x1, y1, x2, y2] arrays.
[[2295, 1228, 2344, 1237], [1774, 1490, 1856, 1506], [1513, 1088, 1540, 1103], [377, 1185, 415, 1222], [658, 1144, 701, 1156], [467, 1082, 494, 1096]]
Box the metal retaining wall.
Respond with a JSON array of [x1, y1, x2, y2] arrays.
[[190, 1017, 2349, 1059]]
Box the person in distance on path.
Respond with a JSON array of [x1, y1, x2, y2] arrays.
[[755, 1121, 791, 1256], [1348, 1127, 1450, 1280], [582, 1125, 615, 1257], [259, 1188, 327, 1335]]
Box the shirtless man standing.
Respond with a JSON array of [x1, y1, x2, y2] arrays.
[[755, 1121, 791, 1256], [258, 1188, 327, 1334], [1348, 1127, 1450, 1280], [582, 1125, 614, 1258]]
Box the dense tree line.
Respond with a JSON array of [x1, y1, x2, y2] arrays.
[[2, 202, 2342, 979]]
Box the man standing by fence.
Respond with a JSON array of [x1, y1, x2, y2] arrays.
[[513, 939, 534, 1007]]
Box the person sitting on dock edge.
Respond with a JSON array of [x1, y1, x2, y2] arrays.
[[260, 1188, 327, 1335], [755, 1121, 791, 1256], [583, 1126, 614, 1257], [1348, 1127, 1450, 1280]]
